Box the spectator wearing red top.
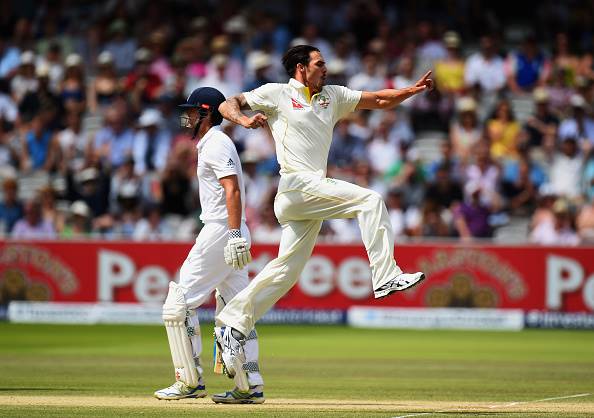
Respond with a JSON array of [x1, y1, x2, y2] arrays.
[[124, 48, 163, 113]]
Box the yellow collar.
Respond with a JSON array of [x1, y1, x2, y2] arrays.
[[288, 78, 311, 102]]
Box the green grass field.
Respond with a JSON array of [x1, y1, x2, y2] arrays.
[[0, 323, 593, 417]]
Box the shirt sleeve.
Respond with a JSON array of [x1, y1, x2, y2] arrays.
[[243, 83, 282, 114], [202, 139, 240, 179], [328, 85, 362, 122]]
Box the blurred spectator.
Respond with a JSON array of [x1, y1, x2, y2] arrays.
[[37, 185, 61, 230], [192, 54, 241, 99], [0, 33, 21, 79], [160, 160, 192, 216], [0, 78, 18, 124], [60, 54, 86, 114], [487, 100, 521, 160], [368, 115, 402, 175], [558, 94, 594, 149], [133, 109, 172, 175], [37, 42, 64, 93], [124, 48, 163, 112], [425, 163, 464, 211], [251, 202, 282, 244], [530, 198, 580, 245], [56, 111, 87, 171], [549, 137, 583, 200], [464, 142, 501, 208], [411, 200, 452, 238], [506, 35, 549, 93], [110, 157, 142, 213], [92, 105, 134, 169], [348, 54, 385, 92], [0, 178, 23, 234], [88, 51, 119, 113], [464, 34, 506, 94], [385, 148, 425, 207], [524, 88, 558, 148], [11, 51, 39, 104], [0, 118, 19, 169], [11, 198, 56, 239], [18, 68, 61, 134], [550, 32, 579, 87], [66, 167, 110, 217], [577, 195, 594, 243], [60, 200, 92, 239], [501, 155, 539, 215], [454, 182, 493, 239], [148, 30, 174, 83], [450, 97, 482, 163], [434, 31, 465, 96], [104, 20, 137, 76], [386, 187, 419, 238], [244, 51, 273, 91], [20, 110, 60, 172], [133, 203, 172, 241]]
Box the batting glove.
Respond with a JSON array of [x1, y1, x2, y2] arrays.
[[224, 229, 252, 270]]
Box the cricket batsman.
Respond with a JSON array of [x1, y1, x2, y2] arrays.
[[213, 45, 432, 377], [154, 87, 264, 404]]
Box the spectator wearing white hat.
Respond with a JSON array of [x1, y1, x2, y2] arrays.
[[558, 94, 594, 150], [244, 51, 273, 91], [60, 200, 92, 239], [11, 51, 38, 104], [450, 97, 482, 163], [434, 31, 465, 95], [524, 88, 559, 149], [549, 136, 583, 200], [60, 53, 86, 113], [530, 198, 580, 245], [88, 51, 119, 113], [133, 108, 172, 175]]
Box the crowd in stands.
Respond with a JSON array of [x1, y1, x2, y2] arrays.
[[0, 0, 593, 245]]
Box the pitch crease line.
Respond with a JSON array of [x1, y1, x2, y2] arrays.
[[392, 392, 592, 418]]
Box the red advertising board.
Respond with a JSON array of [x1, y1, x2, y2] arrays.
[[0, 240, 593, 312]]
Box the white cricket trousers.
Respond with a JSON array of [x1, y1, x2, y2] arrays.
[[179, 220, 263, 386], [217, 172, 403, 336]]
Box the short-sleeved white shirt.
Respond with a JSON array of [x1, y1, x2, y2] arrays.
[[244, 78, 361, 177], [196, 127, 246, 222]]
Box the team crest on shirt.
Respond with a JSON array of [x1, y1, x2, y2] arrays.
[[291, 98, 304, 110], [317, 94, 330, 109]]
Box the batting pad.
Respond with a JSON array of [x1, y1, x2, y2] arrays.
[[162, 282, 200, 387]]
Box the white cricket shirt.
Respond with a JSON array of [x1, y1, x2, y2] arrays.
[[196, 126, 246, 222], [244, 78, 361, 177]]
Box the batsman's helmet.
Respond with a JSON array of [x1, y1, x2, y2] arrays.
[[179, 87, 226, 126]]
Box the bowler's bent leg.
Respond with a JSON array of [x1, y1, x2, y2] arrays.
[[216, 219, 322, 336]]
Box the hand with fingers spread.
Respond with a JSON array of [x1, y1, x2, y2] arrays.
[[242, 113, 268, 129], [413, 70, 434, 94]]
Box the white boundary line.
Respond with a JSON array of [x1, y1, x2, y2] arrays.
[[392, 393, 592, 418]]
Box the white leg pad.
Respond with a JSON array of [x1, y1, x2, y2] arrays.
[[162, 282, 200, 388]]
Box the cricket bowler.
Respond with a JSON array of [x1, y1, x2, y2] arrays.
[[154, 87, 264, 404], [213, 45, 433, 379]]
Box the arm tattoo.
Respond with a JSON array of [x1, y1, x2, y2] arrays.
[[220, 94, 251, 125]]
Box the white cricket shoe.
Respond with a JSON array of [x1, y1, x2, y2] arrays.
[[154, 380, 207, 400], [374, 272, 426, 299], [211, 385, 265, 404], [214, 326, 249, 392]]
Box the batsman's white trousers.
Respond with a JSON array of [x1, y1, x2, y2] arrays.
[[180, 221, 251, 310], [217, 172, 403, 336]]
